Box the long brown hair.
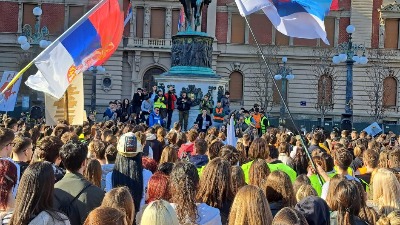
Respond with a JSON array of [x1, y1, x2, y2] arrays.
[[272, 207, 308, 225], [249, 159, 270, 189], [159, 146, 178, 164], [170, 162, 199, 224], [228, 185, 273, 225], [248, 138, 269, 160], [325, 174, 346, 209], [10, 162, 66, 225], [101, 187, 135, 225], [231, 166, 246, 196], [196, 158, 233, 209], [331, 180, 362, 225], [84, 158, 102, 188], [264, 171, 296, 208]]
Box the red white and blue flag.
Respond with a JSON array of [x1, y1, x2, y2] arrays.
[[178, 6, 185, 31], [235, 0, 333, 44], [124, 1, 133, 26], [25, 0, 124, 99]]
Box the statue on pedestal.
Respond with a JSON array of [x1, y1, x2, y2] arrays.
[[179, 0, 211, 31]]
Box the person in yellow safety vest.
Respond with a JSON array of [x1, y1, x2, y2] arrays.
[[259, 110, 270, 135], [153, 90, 167, 119], [243, 110, 255, 127]]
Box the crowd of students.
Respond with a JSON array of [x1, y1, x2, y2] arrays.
[[0, 115, 400, 225]]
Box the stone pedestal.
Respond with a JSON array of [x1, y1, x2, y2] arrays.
[[154, 31, 228, 129]]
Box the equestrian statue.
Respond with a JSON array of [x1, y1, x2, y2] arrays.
[[179, 0, 211, 31]]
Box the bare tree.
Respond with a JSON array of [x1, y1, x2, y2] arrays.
[[251, 45, 280, 112], [311, 48, 339, 127], [364, 49, 398, 122]]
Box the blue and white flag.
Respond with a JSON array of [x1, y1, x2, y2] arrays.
[[235, 0, 333, 44], [124, 2, 133, 26]]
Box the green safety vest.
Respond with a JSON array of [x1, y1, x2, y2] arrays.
[[154, 97, 166, 109], [261, 116, 269, 134], [241, 160, 297, 184], [245, 117, 252, 125]]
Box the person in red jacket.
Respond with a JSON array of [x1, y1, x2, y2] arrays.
[[178, 130, 198, 159], [165, 86, 177, 129]]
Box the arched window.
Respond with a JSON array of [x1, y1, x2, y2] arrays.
[[229, 71, 243, 101], [383, 76, 397, 107], [317, 75, 333, 106], [143, 67, 165, 91]]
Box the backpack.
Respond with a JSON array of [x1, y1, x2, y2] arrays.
[[55, 184, 91, 218]]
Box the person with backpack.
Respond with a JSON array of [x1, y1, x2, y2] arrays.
[[54, 141, 105, 225]]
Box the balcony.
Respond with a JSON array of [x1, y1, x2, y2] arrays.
[[127, 38, 172, 49]]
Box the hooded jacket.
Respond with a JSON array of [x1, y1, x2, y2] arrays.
[[189, 155, 209, 168], [295, 196, 330, 225], [178, 142, 195, 159]]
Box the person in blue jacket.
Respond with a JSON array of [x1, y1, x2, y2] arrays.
[[148, 107, 164, 127]]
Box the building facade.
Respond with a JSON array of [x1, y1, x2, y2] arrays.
[[1, 0, 400, 123]]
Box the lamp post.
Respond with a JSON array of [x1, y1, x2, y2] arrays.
[[274, 57, 295, 124], [89, 66, 106, 113], [17, 6, 51, 50], [332, 25, 368, 116]]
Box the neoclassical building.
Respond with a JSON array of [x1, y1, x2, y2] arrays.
[[1, 0, 400, 123]]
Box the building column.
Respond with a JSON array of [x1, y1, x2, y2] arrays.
[[165, 7, 172, 39], [131, 6, 137, 38], [144, 6, 151, 38], [131, 51, 142, 98], [379, 18, 385, 48], [18, 2, 23, 33]]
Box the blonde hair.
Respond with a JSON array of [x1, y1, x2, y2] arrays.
[[228, 185, 273, 225], [373, 169, 400, 216], [140, 200, 179, 225], [295, 184, 317, 202], [249, 159, 270, 189], [159, 146, 178, 164], [101, 187, 135, 225], [376, 210, 400, 225]]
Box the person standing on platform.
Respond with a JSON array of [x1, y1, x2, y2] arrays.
[[220, 91, 231, 115], [132, 88, 144, 114], [165, 86, 177, 130], [177, 91, 192, 132], [213, 101, 225, 130], [252, 108, 262, 135], [154, 90, 167, 120], [259, 110, 270, 135], [199, 95, 213, 115], [195, 108, 212, 133]]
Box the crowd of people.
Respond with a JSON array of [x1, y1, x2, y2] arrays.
[[1, 95, 400, 225]]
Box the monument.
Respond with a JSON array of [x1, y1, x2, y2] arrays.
[[154, 0, 228, 129]]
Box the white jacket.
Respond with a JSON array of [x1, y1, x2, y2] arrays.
[[28, 211, 70, 225], [170, 203, 222, 225]]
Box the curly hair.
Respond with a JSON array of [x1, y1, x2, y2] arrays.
[[249, 159, 270, 189], [208, 141, 224, 160], [219, 145, 240, 166], [196, 158, 233, 209], [146, 172, 171, 204], [231, 166, 246, 196], [248, 138, 269, 160], [35, 136, 64, 163], [170, 161, 199, 224], [0, 159, 17, 210], [264, 171, 296, 208]]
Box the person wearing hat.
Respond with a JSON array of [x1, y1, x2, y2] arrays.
[[105, 132, 152, 214], [260, 110, 270, 135]]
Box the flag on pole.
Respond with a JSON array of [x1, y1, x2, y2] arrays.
[[25, 0, 124, 99], [227, 116, 237, 146], [234, 0, 333, 44], [178, 6, 185, 31], [124, 1, 133, 26]]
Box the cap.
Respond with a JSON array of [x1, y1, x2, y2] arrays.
[[117, 132, 142, 157]]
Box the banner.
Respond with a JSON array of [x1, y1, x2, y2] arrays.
[[45, 74, 84, 126], [0, 71, 22, 112]]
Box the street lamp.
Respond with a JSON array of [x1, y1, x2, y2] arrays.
[[332, 25, 368, 117], [274, 57, 295, 124], [17, 6, 51, 50], [89, 66, 106, 113]]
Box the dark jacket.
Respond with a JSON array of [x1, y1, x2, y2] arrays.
[[54, 172, 105, 225], [295, 196, 330, 225], [176, 97, 192, 111], [132, 93, 144, 107], [269, 201, 283, 217], [146, 134, 163, 162], [195, 114, 212, 132], [189, 155, 209, 168], [220, 96, 230, 114]]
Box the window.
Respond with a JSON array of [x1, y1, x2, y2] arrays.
[[136, 7, 144, 38], [172, 9, 180, 35], [151, 8, 165, 39], [385, 19, 399, 49], [69, 6, 84, 27], [383, 76, 397, 107], [317, 75, 333, 106], [231, 14, 245, 44], [229, 72, 243, 101], [23, 3, 37, 29], [143, 67, 165, 91], [273, 80, 287, 105], [322, 17, 335, 47]]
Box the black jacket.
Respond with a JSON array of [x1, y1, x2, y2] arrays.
[[177, 97, 192, 111], [195, 114, 212, 132], [132, 93, 144, 107]]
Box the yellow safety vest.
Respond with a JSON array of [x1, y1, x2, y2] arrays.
[[245, 117, 252, 125], [154, 97, 166, 109], [261, 116, 269, 134]]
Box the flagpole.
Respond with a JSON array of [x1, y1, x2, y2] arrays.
[[64, 90, 69, 123], [1, 0, 111, 96], [243, 16, 323, 186]]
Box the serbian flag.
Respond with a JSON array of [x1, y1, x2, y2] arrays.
[[235, 0, 333, 44], [178, 6, 185, 31], [124, 1, 133, 26], [25, 0, 124, 99]]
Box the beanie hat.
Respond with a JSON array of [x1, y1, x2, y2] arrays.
[[117, 132, 142, 157]]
